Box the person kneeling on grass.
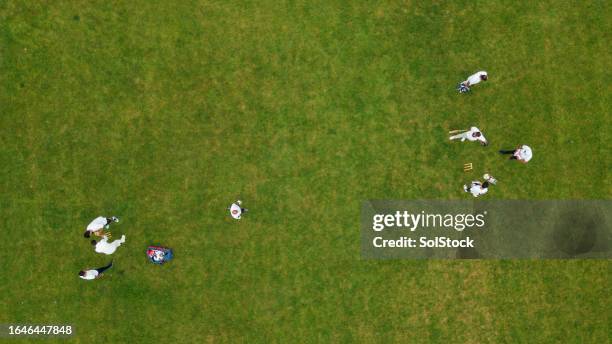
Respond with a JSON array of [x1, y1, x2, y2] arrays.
[[79, 261, 113, 280], [464, 174, 497, 197], [84, 216, 119, 238]]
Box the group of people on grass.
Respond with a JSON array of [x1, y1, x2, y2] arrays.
[[78, 216, 125, 280], [79, 200, 247, 280], [453, 71, 533, 197], [77, 72, 524, 280]]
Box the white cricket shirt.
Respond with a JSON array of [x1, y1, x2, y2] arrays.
[[95, 236, 122, 255], [466, 127, 487, 144], [230, 203, 242, 219], [80, 270, 99, 280], [466, 71, 487, 86], [514, 145, 533, 162], [86, 216, 107, 232], [469, 182, 489, 197]]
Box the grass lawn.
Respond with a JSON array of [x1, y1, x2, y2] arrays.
[[0, 0, 610, 343]]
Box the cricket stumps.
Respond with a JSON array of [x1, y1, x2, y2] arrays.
[[463, 163, 473, 172]]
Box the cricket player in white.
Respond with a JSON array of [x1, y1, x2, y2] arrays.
[[79, 261, 113, 280], [449, 127, 488, 145], [229, 200, 248, 220], [91, 235, 126, 255], [463, 71, 488, 87], [464, 181, 490, 197], [464, 174, 497, 197], [84, 216, 119, 238], [499, 145, 533, 163]]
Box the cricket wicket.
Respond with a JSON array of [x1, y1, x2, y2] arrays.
[[463, 163, 473, 172]]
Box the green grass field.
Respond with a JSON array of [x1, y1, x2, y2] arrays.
[[1, 1, 610, 343]]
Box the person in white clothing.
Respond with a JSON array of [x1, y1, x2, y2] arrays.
[[463, 71, 488, 87], [499, 145, 533, 163], [464, 173, 497, 197], [79, 261, 113, 280], [463, 181, 490, 197], [449, 127, 488, 145], [458, 71, 488, 93], [84, 216, 119, 238], [229, 200, 248, 220], [91, 235, 126, 255]]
